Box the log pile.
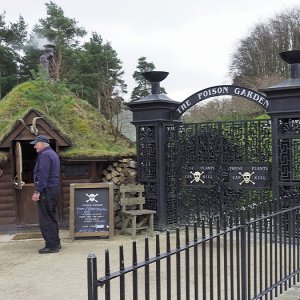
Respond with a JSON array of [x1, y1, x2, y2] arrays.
[[102, 159, 137, 230], [102, 158, 137, 185]]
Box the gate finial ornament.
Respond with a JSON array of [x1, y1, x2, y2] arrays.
[[142, 71, 169, 94]]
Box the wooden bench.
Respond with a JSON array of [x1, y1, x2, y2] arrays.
[[119, 184, 156, 238]]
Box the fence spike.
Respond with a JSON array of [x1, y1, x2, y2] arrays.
[[176, 227, 181, 299], [185, 225, 189, 245], [132, 241, 138, 300], [145, 237, 150, 300], [87, 252, 98, 300], [105, 249, 111, 299], [119, 245, 125, 300], [193, 222, 197, 241]]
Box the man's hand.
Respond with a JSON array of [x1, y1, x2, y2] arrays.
[[32, 192, 40, 202]]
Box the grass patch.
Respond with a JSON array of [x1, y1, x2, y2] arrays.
[[0, 80, 136, 161]]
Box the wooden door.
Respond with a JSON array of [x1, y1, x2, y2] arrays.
[[18, 184, 39, 225], [15, 142, 39, 225]]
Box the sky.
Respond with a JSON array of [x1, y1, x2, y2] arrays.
[[2, 0, 300, 102]]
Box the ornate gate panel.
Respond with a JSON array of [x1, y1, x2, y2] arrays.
[[165, 119, 273, 225], [136, 125, 158, 211], [277, 117, 300, 207]]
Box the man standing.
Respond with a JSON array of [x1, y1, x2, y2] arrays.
[[31, 135, 61, 254]]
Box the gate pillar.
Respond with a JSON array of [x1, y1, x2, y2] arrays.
[[127, 71, 181, 230], [261, 50, 300, 208]]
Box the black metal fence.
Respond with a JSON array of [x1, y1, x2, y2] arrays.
[[87, 199, 300, 299]]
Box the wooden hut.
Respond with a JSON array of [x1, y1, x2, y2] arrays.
[[0, 80, 135, 231]]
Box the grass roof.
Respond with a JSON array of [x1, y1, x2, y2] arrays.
[[0, 80, 136, 160]]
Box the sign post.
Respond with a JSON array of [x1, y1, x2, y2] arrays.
[[69, 183, 114, 240]]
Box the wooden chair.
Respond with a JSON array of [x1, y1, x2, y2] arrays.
[[119, 184, 156, 238]]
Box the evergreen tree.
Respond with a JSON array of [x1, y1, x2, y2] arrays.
[[0, 11, 27, 98], [1, 1, 127, 121], [130, 57, 166, 101], [23, 1, 87, 82], [74, 32, 127, 120]]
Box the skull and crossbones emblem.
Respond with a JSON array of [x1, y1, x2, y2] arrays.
[[239, 172, 255, 185], [190, 171, 204, 183], [86, 193, 99, 202]]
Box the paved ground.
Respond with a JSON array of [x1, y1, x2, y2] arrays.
[[0, 230, 134, 300], [277, 283, 300, 300], [0, 229, 300, 299]]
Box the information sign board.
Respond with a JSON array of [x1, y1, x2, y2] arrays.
[[69, 183, 114, 239]]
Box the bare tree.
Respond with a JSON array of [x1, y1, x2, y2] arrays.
[[183, 92, 270, 123], [183, 97, 233, 123], [93, 72, 123, 141], [230, 6, 300, 89]]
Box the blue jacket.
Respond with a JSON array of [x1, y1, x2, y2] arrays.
[[34, 146, 60, 192]]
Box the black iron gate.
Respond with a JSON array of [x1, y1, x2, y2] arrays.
[[128, 51, 300, 230], [165, 119, 273, 225]]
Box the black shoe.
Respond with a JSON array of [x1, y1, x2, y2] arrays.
[[39, 247, 60, 254], [44, 243, 61, 249]]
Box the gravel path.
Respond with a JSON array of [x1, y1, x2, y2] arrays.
[[1, 229, 300, 300], [0, 230, 141, 300]]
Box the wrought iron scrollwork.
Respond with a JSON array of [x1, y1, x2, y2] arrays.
[[165, 120, 273, 225], [137, 125, 158, 210]]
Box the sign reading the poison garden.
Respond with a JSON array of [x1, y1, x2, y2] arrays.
[[69, 183, 114, 239], [173, 85, 268, 119]]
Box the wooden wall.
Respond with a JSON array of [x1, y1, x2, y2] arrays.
[[0, 161, 16, 226], [60, 161, 103, 224], [0, 159, 106, 229]]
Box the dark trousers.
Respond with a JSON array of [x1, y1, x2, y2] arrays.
[[38, 186, 60, 249]]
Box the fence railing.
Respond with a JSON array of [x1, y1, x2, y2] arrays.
[[87, 199, 300, 299]]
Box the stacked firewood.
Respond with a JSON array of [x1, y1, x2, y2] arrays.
[[102, 159, 137, 185], [102, 158, 137, 230]]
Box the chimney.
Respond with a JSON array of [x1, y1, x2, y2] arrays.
[[40, 43, 55, 78]]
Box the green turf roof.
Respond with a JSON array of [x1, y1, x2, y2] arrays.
[[0, 80, 136, 161]]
